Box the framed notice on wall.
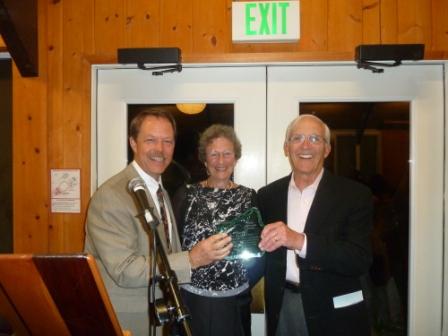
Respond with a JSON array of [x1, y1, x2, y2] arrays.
[[50, 169, 81, 213]]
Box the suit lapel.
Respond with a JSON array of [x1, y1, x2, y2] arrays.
[[304, 170, 335, 234], [277, 175, 290, 223], [125, 164, 173, 252], [271, 176, 290, 267]]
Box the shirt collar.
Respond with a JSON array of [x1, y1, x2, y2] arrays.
[[289, 168, 324, 193], [132, 160, 162, 193]]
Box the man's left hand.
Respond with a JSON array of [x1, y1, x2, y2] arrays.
[[259, 221, 304, 252]]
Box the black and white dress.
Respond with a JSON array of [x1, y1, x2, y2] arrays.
[[174, 183, 257, 336]]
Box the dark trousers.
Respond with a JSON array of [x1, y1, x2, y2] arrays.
[[179, 289, 252, 336], [276, 288, 309, 336]]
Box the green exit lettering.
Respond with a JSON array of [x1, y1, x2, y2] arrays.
[[245, 2, 290, 36]]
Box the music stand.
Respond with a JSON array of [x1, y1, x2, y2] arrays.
[[0, 253, 129, 336]]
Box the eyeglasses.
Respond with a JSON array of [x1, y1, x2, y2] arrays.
[[207, 151, 235, 160], [288, 134, 325, 145]]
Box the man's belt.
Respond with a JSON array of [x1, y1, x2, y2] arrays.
[[284, 281, 301, 293]]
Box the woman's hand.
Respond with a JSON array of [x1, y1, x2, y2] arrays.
[[189, 233, 233, 269]]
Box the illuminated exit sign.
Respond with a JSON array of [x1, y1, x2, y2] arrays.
[[232, 1, 300, 43]]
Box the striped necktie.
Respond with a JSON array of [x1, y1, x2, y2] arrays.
[[156, 185, 171, 252]]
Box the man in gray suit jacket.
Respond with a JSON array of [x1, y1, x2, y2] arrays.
[[85, 110, 233, 336]]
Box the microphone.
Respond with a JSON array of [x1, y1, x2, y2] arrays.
[[128, 177, 157, 227]]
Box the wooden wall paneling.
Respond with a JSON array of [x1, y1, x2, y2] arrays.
[[297, 0, 328, 51], [231, 40, 299, 54], [61, 0, 95, 165], [13, 0, 48, 253], [380, 0, 398, 43], [78, 2, 97, 253], [160, 0, 194, 52], [183, 50, 355, 63], [415, 0, 432, 49], [192, 0, 230, 53], [397, 0, 432, 45], [53, 0, 95, 252], [125, 0, 160, 48], [328, 0, 363, 53], [78, 55, 94, 251], [94, 0, 126, 57], [431, 0, 448, 52], [362, 0, 380, 43], [46, 0, 64, 253]]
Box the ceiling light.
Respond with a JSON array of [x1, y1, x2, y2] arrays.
[[176, 103, 206, 115]]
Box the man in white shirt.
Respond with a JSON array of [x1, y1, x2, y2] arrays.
[[258, 114, 372, 336]]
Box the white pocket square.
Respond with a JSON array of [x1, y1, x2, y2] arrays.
[[333, 290, 363, 309]]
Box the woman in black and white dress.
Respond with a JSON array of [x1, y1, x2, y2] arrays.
[[174, 124, 262, 336]]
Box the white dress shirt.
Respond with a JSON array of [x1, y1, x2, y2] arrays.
[[285, 169, 324, 283], [132, 161, 172, 243]]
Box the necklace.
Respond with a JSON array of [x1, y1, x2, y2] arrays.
[[204, 179, 234, 189]]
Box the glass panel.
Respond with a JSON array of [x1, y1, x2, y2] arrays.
[[300, 102, 409, 336]]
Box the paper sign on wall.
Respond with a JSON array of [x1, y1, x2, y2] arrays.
[[51, 169, 81, 213]]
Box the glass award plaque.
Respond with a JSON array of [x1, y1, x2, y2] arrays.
[[215, 207, 264, 260]]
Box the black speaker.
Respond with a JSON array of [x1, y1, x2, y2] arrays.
[[355, 44, 424, 62], [117, 48, 181, 64]]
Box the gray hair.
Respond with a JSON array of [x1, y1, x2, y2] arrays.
[[198, 124, 242, 162], [284, 114, 331, 144]]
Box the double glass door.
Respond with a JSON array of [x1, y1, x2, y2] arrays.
[[94, 63, 445, 336]]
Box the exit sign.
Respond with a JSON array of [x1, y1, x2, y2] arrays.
[[232, 1, 300, 43]]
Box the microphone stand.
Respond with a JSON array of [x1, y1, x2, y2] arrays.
[[138, 208, 192, 336], [149, 230, 157, 336]]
